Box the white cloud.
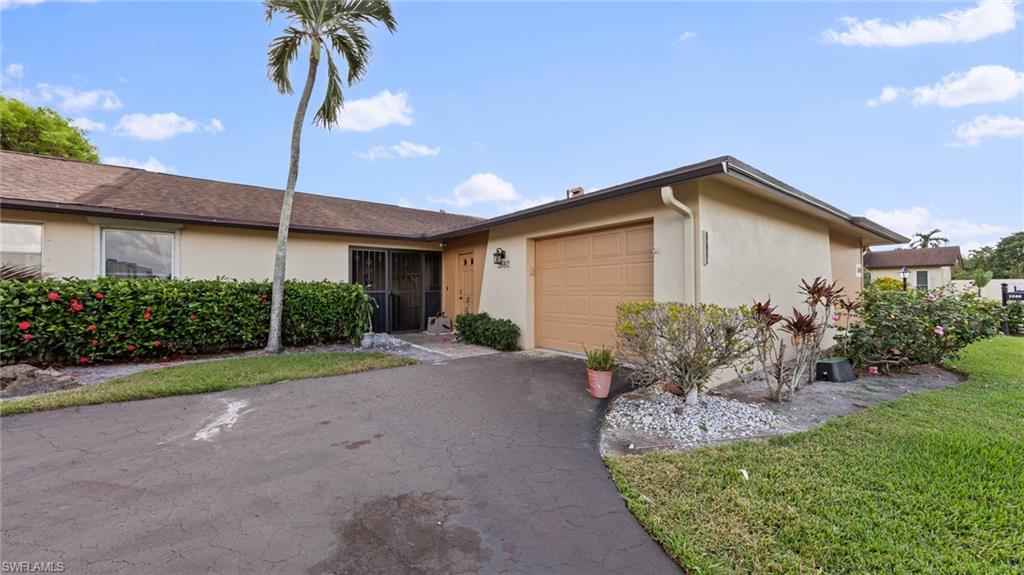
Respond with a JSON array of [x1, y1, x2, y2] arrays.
[[114, 112, 223, 141], [34, 83, 121, 111], [103, 155, 174, 173], [70, 117, 106, 132], [868, 65, 1024, 108], [337, 90, 413, 132], [866, 86, 902, 107], [678, 31, 697, 42], [952, 114, 1024, 146], [431, 173, 557, 216], [822, 1, 1017, 47], [357, 140, 440, 160], [865, 206, 1010, 248], [5, 63, 23, 79], [0, 0, 45, 10]]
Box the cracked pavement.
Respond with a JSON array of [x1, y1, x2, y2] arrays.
[[1, 353, 679, 574]]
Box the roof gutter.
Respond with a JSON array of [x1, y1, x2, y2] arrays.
[[721, 160, 910, 244]]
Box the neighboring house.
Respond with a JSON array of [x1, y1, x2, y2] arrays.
[[864, 246, 963, 291], [1, 151, 907, 353]]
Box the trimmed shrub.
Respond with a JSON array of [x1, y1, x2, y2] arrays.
[[871, 277, 906, 291], [835, 285, 1000, 372], [455, 312, 520, 351], [1007, 303, 1024, 335], [1, 278, 372, 365], [616, 301, 756, 400]]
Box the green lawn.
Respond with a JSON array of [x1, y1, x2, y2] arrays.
[[1, 352, 415, 416], [606, 337, 1024, 574]]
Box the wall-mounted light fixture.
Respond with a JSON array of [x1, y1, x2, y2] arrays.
[[493, 247, 509, 269]]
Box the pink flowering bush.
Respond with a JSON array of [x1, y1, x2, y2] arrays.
[[1, 278, 372, 365], [835, 285, 1000, 373]]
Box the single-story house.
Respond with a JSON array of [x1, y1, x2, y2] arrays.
[[1, 150, 907, 353], [864, 246, 963, 290]]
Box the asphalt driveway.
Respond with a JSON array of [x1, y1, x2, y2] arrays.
[[1, 352, 678, 574]]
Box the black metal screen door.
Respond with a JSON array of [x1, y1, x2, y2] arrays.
[[389, 252, 423, 332], [350, 248, 442, 333]]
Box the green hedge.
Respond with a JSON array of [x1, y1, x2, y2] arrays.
[[1, 278, 372, 365], [455, 312, 521, 351]]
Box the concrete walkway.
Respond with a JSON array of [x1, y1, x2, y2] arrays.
[[1, 353, 678, 574]]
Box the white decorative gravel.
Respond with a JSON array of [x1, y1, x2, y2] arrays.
[[604, 386, 787, 446]]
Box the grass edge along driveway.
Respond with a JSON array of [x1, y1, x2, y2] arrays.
[[1, 352, 416, 416], [606, 336, 1024, 575]]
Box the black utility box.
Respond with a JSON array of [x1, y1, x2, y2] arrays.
[[816, 358, 856, 383]]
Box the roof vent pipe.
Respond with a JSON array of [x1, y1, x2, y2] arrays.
[[566, 187, 585, 199]]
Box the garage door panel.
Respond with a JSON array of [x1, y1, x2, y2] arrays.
[[592, 232, 622, 258], [591, 263, 623, 288], [563, 237, 590, 260], [562, 265, 591, 288], [564, 296, 589, 316], [537, 241, 562, 264], [535, 222, 654, 353], [625, 262, 654, 287], [625, 228, 654, 255]]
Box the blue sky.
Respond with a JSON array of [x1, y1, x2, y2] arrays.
[[2, 1, 1022, 252]]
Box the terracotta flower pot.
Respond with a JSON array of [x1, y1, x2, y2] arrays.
[[587, 368, 612, 398]]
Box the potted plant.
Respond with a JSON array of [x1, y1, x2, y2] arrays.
[[584, 345, 616, 398]]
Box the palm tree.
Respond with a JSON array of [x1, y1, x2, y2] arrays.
[[909, 228, 949, 249], [263, 0, 396, 353]]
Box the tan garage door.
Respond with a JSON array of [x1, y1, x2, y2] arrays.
[[535, 222, 654, 354]]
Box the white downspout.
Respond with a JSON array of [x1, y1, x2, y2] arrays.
[[660, 185, 699, 304]]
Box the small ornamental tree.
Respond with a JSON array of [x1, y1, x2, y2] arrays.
[[616, 302, 756, 402]]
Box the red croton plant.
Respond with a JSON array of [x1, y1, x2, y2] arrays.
[[751, 278, 852, 402]]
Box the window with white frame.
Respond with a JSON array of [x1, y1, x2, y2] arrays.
[[102, 228, 175, 279], [915, 270, 929, 290], [1, 222, 43, 273]]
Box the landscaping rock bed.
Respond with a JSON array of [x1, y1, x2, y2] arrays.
[[603, 386, 793, 452], [1, 364, 80, 398], [600, 366, 965, 456]]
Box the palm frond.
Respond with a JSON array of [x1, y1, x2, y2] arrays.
[[313, 50, 344, 128], [267, 29, 304, 94], [329, 27, 370, 85]]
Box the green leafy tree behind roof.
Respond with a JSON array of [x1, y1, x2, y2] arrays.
[[0, 95, 99, 162]]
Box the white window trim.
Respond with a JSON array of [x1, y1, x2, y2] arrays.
[[92, 219, 182, 279], [0, 220, 45, 272]]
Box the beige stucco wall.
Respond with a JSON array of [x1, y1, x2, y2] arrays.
[[870, 265, 951, 289], [697, 179, 833, 315], [950, 278, 1024, 301], [829, 231, 864, 298], [0, 209, 438, 281], [474, 183, 699, 349], [1, 209, 96, 278]]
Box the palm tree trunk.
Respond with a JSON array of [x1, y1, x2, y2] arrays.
[[266, 49, 319, 353]]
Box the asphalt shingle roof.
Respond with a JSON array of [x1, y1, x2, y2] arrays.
[[0, 151, 481, 239], [864, 246, 963, 268]]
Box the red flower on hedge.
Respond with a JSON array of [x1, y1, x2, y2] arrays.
[[22, 333, 33, 341], [87, 324, 97, 331], [69, 299, 84, 313], [188, 314, 198, 321], [47, 292, 59, 301], [152, 340, 161, 347], [18, 321, 30, 330], [95, 293, 104, 300], [126, 345, 137, 351], [143, 311, 152, 319], [79, 357, 89, 364], [91, 339, 99, 346]]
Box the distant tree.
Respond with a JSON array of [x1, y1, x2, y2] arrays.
[[972, 270, 993, 296], [0, 95, 99, 162], [958, 232, 1024, 278], [262, 0, 397, 353], [909, 228, 949, 248]]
